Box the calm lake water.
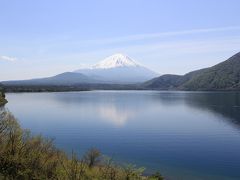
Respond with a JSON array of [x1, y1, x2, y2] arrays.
[[5, 91, 240, 179]]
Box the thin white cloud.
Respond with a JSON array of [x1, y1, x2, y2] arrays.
[[79, 26, 240, 45], [38, 26, 240, 51], [57, 35, 240, 60], [0, 55, 17, 62]]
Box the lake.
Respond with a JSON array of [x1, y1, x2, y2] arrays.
[[5, 91, 240, 179]]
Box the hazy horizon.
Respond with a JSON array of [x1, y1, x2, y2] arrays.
[[1, 0, 240, 81]]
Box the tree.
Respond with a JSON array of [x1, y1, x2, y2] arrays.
[[0, 85, 5, 98], [83, 148, 101, 168]]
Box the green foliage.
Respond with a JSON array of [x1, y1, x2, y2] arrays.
[[144, 52, 240, 91], [0, 86, 7, 106], [0, 97, 7, 106], [122, 164, 145, 180], [0, 109, 164, 180], [149, 172, 164, 180], [0, 111, 59, 179], [181, 52, 240, 90]]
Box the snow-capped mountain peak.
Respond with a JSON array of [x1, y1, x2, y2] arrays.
[[92, 53, 140, 69], [74, 53, 159, 83]]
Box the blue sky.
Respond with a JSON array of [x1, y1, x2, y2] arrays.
[[0, 0, 240, 80]]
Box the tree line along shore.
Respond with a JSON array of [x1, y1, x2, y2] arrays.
[[0, 87, 7, 106]]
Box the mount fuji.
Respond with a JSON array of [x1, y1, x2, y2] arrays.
[[2, 54, 158, 87], [75, 53, 158, 83]]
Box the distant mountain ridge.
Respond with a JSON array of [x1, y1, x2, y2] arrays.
[[2, 52, 240, 91], [144, 52, 240, 90], [2, 72, 101, 86]]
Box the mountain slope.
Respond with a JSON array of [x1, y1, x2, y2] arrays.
[[143, 74, 182, 89], [75, 53, 158, 83], [143, 69, 208, 90], [2, 72, 101, 86], [144, 52, 240, 90], [181, 52, 240, 90]]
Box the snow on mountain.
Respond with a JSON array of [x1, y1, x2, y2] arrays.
[[92, 53, 140, 69], [74, 53, 159, 83]]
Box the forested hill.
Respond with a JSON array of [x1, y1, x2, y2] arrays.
[[144, 52, 240, 91]]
